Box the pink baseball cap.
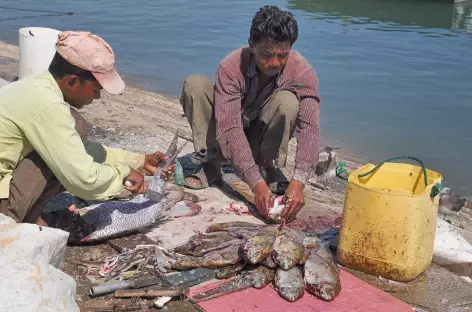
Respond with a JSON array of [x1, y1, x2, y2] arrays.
[[55, 31, 125, 95]]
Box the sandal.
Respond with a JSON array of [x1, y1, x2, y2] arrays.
[[173, 159, 222, 190], [190, 150, 208, 166]]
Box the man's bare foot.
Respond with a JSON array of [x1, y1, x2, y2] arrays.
[[185, 176, 203, 188]]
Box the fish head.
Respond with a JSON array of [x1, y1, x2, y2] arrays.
[[317, 282, 341, 302]]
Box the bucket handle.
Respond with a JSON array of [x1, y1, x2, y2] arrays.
[[336, 156, 442, 197]]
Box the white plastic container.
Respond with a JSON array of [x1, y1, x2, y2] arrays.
[[18, 27, 60, 79]]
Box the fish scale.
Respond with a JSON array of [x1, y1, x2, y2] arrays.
[[144, 168, 167, 201], [79, 133, 188, 241], [80, 185, 184, 241], [304, 247, 341, 302], [275, 266, 305, 302]]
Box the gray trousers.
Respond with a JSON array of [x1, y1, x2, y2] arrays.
[[180, 74, 299, 172]]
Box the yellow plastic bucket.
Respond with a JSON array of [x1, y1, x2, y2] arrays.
[[337, 157, 442, 282]]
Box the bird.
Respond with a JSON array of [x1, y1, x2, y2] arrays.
[[308, 146, 340, 190], [29, 30, 34, 37], [438, 187, 467, 220]]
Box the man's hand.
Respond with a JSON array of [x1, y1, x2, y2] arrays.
[[144, 152, 175, 180], [161, 165, 175, 181], [144, 152, 167, 175], [253, 182, 275, 217], [124, 168, 148, 195], [281, 180, 305, 222]]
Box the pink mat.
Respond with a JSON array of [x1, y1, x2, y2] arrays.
[[196, 270, 412, 312]]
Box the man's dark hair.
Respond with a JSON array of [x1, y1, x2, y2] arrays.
[[249, 6, 298, 45], [48, 52, 97, 84]]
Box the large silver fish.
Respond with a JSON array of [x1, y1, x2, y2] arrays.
[[249, 265, 276, 289], [228, 227, 261, 240], [170, 254, 203, 270], [303, 244, 341, 302], [316, 242, 338, 267], [242, 229, 277, 264], [79, 185, 184, 241], [171, 243, 242, 270], [304, 235, 339, 271], [272, 234, 305, 270], [195, 238, 244, 258], [175, 233, 240, 257], [280, 227, 306, 244], [189, 231, 233, 242], [216, 262, 247, 279], [200, 244, 242, 269], [206, 222, 264, 233], [274, 266, 305, 302], [262, 254, 277, 269]]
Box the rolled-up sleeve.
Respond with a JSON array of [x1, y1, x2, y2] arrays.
[[292, 68, 321, 183], [102, 145, 145, 170], [23, 104, 130, 201], [214, 65, 264, 189]]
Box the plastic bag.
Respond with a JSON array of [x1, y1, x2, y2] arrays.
[[0, 214, 79, 312], [433, 217, 472, 279]]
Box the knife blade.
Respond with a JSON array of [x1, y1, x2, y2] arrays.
[[90, 276, 163, 297], [143, 139, 187, 202], [125, 133, 187, 202]]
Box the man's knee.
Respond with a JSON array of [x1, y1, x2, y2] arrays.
[[69, 108, 87, 141], [2, 151, 56, 222], [181, 75, 213, 101], [271, 91, 300, 120]]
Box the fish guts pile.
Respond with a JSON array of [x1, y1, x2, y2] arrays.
[[167, 221, 341, 302]]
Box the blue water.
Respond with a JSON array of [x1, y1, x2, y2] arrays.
[[0, 0, 471, 195]]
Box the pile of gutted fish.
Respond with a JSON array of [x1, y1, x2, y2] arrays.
[[166, 221, 342, 302]]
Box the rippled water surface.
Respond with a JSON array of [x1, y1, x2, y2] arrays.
[[0, 0, 471, 195]]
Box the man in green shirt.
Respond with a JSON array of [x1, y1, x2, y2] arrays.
[[0, 31, 172, 225]]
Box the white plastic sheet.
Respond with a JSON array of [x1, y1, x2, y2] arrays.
[[0, 77, 9, 88], [433, 217, 472, 279], [0, 214, 79, 312]]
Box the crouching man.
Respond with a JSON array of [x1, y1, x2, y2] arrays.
[[180, 6, 321, 221], [0, 31, 172, 225]]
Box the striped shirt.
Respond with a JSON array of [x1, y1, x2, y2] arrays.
[[214, 47, 321, 188]]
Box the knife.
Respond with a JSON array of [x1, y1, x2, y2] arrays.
[[125, 132, 187, 202], [90, 276, 163, 297], [143, 137, 187, 202]]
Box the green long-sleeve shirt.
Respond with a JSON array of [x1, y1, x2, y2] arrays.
[[0, 71, 144, 200]]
